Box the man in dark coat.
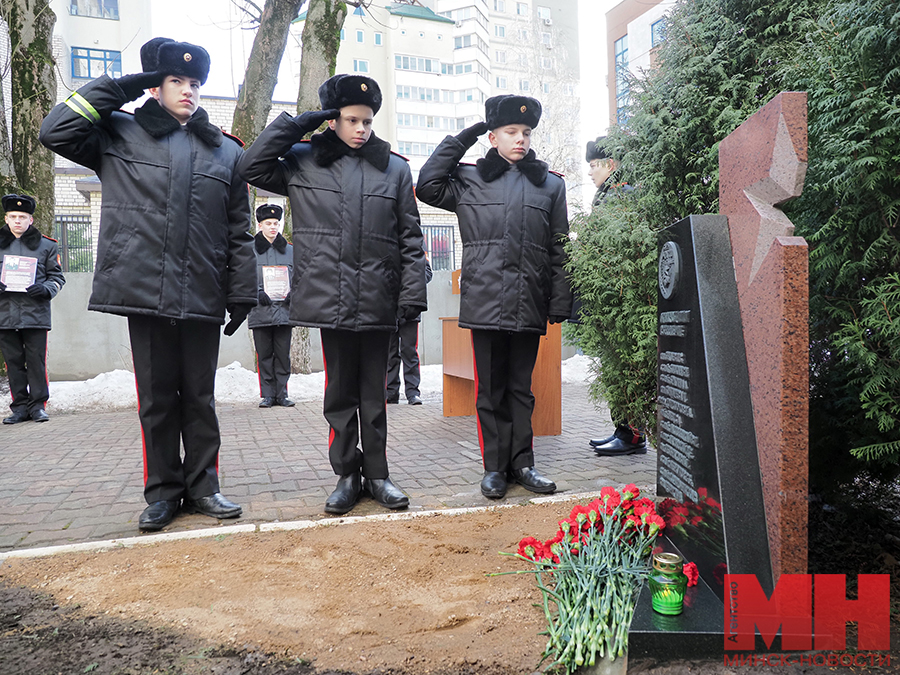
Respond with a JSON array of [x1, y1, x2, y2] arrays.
[[385, 256, 432, 405], [583, 137, 646, 456], [0, 194, 65, 424], [237, 74, 428, 515], [40, 38, 257, 531], [250, 203, 295, 409], [417, 95, 572, 500]]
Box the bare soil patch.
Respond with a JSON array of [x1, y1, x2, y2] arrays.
[[1, 501, 573, 675]]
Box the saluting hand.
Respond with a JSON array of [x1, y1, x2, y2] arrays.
[[455, 121, 489, 148], [113, 72, 165, 102], [294, 109, 341, 136]]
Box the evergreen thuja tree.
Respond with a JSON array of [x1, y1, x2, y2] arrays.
[[780, 0, 900, 477], [565, 0, 818, 437]]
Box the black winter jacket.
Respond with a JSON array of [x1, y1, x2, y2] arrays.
[[0, 226, 65, 330], [39, 75, 256, 323], [416, 136, 572, 334], [248, 232, 295, 329], [237, 117, 427, 332]]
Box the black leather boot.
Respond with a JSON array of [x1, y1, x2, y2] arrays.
[[480, 471, 508, 499], [324, 472, 362, 514], [510, 467, 557, 493], [364, 476, 409, 509]]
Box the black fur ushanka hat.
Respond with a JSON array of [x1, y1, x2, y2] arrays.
[[485, 95, 542, 130], [318, 74, 383, 114]]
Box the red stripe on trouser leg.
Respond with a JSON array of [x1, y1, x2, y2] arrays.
[[132, 369, 149, 486], [470, 332, 485, 464], [322, 341, 336, 449]]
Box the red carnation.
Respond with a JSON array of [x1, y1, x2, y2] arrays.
[[683, 561, 699, 587]]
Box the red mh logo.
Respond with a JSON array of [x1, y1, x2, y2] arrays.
[[725, 574, 891, 650]]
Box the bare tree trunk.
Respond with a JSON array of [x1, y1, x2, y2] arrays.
[[1, 0, 57, 235], [296, 0, 347, 114], [231, 0, 304, 146]]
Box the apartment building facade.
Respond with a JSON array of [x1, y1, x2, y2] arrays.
[[24, 0, 582, 274]]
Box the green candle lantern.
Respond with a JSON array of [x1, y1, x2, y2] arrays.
[[648, 552, 687, 615]]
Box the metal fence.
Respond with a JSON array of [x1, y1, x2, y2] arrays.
[[54, 215, 94, 272], [422, 225, 455, 271]]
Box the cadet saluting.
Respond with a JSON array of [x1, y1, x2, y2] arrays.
[[39, 38, 257, 531]]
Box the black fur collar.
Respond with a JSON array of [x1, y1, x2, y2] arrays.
[[0, 224, 42, 250], [310, 128, 391, 172], [254, 231, 288, 255], [134, 99, 223, 148], [476, 147, 549, 186]]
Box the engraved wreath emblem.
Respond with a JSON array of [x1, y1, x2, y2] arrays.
[[658, 241, 682, 300]]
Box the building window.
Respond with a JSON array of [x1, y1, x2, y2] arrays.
[[395, 54, 441, 73], [652, 19, 666, 47], [493, 0, 505, 11], [519, 79, 530, 92], [496, 76, 507, 89], [541, 56, 552, 69], [495, 50, 506, 63], [518, 53, 528, 67], [54, 215, 93, 272], [494, 24, 506, 38], [353, 59, 369, 73], [518, 28, 528, 41], [541, 32, 551, 46], [68, 0, 118, 20], [71, 47, 121, 79], [564, 83, 575, 96], [419, 32, 425, 38], [516, 2, 528, 15], [353, 5, 365, 15], [537, 5, 551, 20], [543, 82, 550, 94], [375, 32, 383, 46], [615, 35, 629, 124], [356, 29, 364, 43], [340, 29, 345, 40], [455, 34, 473, 49]]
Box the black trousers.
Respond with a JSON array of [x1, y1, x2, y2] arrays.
[[471, 329, 541, 473], [253, 325, 292, 399], [321, 328, 391, 479], [0, 328, 49, 415], [128, 316, 222, 504], [385, 320, 421, 400]]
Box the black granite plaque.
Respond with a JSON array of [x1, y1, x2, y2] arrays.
[[656, 215, 773, 600]]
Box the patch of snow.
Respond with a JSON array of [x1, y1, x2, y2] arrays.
[[32, 356, 588, 414]]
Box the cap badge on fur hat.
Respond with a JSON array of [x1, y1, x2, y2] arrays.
[[521, 105, 527, 113], [361, 83, 368, 91], [184, 53, 192, 62]]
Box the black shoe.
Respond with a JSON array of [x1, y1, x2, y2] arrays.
[[3, 410, 29, 424], [593, 437, 647, 456], [259, 397, 275, 408], [275, 397, 295, 407], [183, 493, 242, 519], [386, 396, 400, 404], [364, 476, 409, 510], [139, 500, 180, 531], [325, 472, 362, 514], [31, 409, 49, 423], [407, 395, 423, 405], [510, 467, 557, 494], [590, 424, 645, 447], [480, 471, 508, 499]]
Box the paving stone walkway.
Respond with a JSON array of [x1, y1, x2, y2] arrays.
[[0, 383, 655, 553]]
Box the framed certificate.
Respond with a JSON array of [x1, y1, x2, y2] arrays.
[[262, 265, 290, 301], [0, 255, 37, 292]]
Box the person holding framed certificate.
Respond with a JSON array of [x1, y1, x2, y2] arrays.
[[0, 194, 65, 424], [249, 203, 296, 408]]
